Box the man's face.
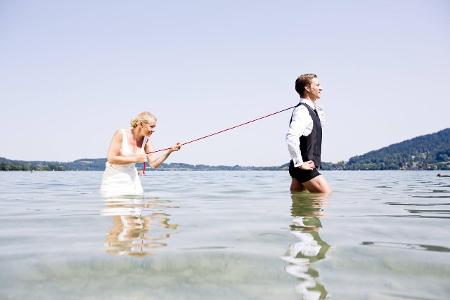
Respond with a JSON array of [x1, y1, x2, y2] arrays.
[[307, 77, 322, 100]]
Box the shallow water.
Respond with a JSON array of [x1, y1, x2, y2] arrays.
[[0, 171, 449, 299]]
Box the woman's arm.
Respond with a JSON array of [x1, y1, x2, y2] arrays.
[[107, 130, 147, 165], [145, 140, 181, 169]]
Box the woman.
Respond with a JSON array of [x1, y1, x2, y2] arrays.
[[101, 112, 181, 197]]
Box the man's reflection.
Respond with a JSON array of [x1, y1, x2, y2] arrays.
[[281, 193, 330, 299], [101, 196, 178, 256]]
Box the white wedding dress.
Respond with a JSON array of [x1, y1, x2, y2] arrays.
[[100, 129, 147, 197]]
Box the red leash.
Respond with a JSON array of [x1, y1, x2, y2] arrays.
[[146, 105, 295, 154], [142, 106, 294, 173]]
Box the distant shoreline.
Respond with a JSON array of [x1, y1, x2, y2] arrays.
[[1, 127, 448, 171], [0, 158, 448, 172], [2, 169, 448, 172]]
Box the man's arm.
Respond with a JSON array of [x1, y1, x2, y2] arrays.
[[286, 106, 313, 167]]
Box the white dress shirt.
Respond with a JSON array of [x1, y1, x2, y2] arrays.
[[286, 99, 325, 167]]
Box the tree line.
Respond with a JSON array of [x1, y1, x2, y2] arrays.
[[1, 128, 448, 171]]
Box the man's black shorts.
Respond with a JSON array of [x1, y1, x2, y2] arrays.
[[288, 160, 321, 183]]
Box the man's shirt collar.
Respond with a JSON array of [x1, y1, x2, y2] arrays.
[[300, 98, 316, 110]]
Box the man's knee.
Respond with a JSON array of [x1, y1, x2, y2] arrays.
[[290, 178, 305, 192], [304, 175, 331, 193]]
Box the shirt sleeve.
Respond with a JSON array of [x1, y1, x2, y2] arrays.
[[286, 106, 313, 167]]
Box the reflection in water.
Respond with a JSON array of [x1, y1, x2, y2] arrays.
[[101, 196, 178, 256], [281, 193, 330, 299]]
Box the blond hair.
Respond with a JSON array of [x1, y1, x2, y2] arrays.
[[130, 112, 157, 128]]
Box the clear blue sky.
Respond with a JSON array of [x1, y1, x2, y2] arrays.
[[1, 0, 449, 166]]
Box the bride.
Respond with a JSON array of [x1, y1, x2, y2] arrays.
[[101, 112, 181, 197]]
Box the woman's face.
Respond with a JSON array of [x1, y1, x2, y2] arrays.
[[141, 118, 156, 137]]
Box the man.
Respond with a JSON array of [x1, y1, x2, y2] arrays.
[[286, 73, 331, 193]]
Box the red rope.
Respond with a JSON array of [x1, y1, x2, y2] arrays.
[[146, 106, 295, 154]]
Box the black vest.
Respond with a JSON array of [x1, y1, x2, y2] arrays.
[[290, 103, 322, 167]]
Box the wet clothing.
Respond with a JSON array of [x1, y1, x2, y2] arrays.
[[101, 129, 147, 197], [288, 160, 321, 183]]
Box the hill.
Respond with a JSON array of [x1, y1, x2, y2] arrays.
[[0, 157, 108, 171], [342, 128, 449, 170]]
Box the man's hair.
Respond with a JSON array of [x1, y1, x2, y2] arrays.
[[295, 73, 317, 98]]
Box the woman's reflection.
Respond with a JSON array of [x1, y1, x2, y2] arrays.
[[101, 196, 178, 256], [281, 193, 330, 299]]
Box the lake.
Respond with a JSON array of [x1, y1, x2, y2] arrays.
[[0, 171, 449, 299]]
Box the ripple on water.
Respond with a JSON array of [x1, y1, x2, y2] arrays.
[[385, 201, 450, 207], [361, 241, 450, 253], [411, 195, 450, 199]]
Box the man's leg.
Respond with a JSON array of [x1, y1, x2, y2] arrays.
[[302, 175, 331, 193], [290, 178, 306, 193]]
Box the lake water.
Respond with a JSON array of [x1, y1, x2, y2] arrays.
[[0, 171, 449, 299]]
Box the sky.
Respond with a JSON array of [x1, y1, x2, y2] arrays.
[[1, 0, 449, 166]]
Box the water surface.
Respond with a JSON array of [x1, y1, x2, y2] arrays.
[[0, 171, 449, 299]]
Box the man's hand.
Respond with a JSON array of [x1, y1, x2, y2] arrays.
[[298, 160, 315, 170]]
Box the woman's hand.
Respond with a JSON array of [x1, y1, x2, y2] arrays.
[[146, 142, 181, 169], [134, 153, 148, 163], [298, 160, 315, 170], [169, 142, 182, 153]]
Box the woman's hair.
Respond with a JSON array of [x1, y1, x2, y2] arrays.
[[130, 112, 157, 128], [295, 73, 317, 98]]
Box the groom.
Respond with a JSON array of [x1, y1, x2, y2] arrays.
[[286, 73, 331, 193]]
